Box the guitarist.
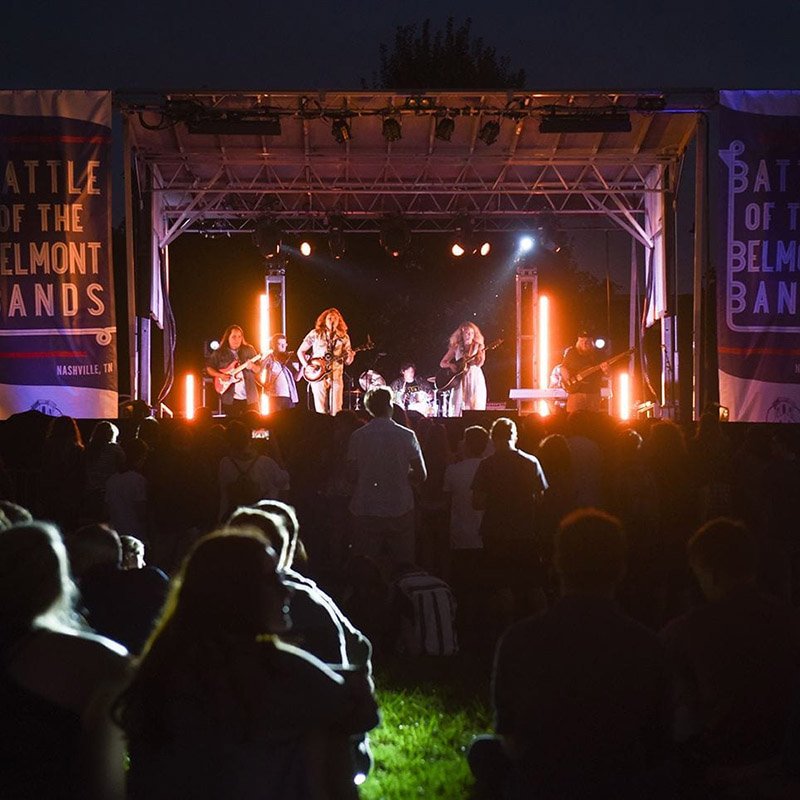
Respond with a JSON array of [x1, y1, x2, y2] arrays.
[[439, 322, 487, 416], [297, 308, 354, 415], [205, 324, 261, 416], [560, 331, 605, 413]]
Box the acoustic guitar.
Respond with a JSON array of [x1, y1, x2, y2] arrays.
[[213, 353, 265, 394], [435, 339, 504, 392], [302, 339, 375, 383]]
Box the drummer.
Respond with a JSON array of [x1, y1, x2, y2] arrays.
[[389, 362, 434, 409]]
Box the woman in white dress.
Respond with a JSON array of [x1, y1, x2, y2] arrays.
[[439, 322, 487, 416]]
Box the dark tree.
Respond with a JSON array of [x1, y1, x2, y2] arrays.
[[372, 18, 525, 90]]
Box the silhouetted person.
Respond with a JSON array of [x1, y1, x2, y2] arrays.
[[39, 415, 85, 534], [661, 518, 800, 793], [116, 528, 378, 799], [469, 509, 671, 799], [69, 523, 168, 655], [472, 417, 548, 623], [347, 386, 427, 571], [0, 522, 129, 799]]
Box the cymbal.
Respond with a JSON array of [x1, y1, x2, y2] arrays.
[[359, 370, 386, 391]]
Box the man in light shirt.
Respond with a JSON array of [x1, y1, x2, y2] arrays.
[[347, 386, 427, 570]]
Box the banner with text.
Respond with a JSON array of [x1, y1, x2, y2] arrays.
[[718, 91, 800, 422], [0, 90, 116, 419]]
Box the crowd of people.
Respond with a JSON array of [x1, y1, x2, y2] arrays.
[[1, 395, 800, 798]]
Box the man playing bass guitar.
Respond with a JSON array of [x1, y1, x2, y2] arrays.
[[560, 331, 606, 413]]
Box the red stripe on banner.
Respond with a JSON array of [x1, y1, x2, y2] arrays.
[[1, 135, 111, 144], [0, 351, 88, 358], [718, 346, 800, 356]]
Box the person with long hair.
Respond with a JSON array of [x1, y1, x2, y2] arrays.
[[205, 324, 262, 416], [298, 308, 354, 415], [439, 321, 487, 416], [0, 522, 129, 800], [116, 527, 378, 800]]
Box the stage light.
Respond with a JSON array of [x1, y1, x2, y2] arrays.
[[327, 214, 346, 259], [379, 217, 410, 258], [539, 109, 631, 134], [331, 117, 352, 143], [479, 241, 491, 256], [435, 116, 455, 141], [477, 120, 500, 145], [519, 236, 534, 252], [185, 374, 196, 420], [209, 339, 220, 351], [254, 219, 282, 259], [594, 337, 607, 349], [299, 241, 312, 257], [538, 295, 550, 416], [450, 213, 473, 258], [404, 95, 433, 110], [382, 117, 402, 142], [619, 372, 631, 420]]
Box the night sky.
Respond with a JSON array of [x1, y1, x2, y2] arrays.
[[5, 1, 800, 406], [5, 1, 800, 90]]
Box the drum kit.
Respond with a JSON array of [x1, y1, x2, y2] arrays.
[[347, 369, 447, 417]]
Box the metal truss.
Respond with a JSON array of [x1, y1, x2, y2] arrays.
[[120, 90, 702, 245]]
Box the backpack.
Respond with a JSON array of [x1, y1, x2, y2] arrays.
[[394, 571, 458, 656], [226, 457, 261, 513]]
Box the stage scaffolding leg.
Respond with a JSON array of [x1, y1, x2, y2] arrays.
[[693, 113, 708, 421], [123, 114, 138, 402], [264, 267, 287, 336], [515, 266, 538, 415]]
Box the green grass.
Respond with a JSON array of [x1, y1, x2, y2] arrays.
[[360, 655, 494, 800]]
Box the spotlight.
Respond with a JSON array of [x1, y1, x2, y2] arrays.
[[382, 117, 402, 142], [479, 241, 491, 257], [209, 339, 220, 351], [450, 214, 473, 258], [519, 236, 534, 252], [299, 241, 312, 257], [331, 117, 352, 143], [404, 95, 433, 110], [435, 117, 455, 141], [379, 217, 410, 258], [327, 214, 346, 259], [477, 120, 500, 145], [594, 337, 607, 349], [254, 219, 282, 259]]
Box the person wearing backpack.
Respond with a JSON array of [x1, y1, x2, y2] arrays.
[[218, 421, 289, 520]]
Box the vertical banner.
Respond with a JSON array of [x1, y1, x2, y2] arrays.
[[718, 91, 800, 422], [0, 90, 116, 419]]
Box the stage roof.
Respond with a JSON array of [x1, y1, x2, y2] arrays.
[[117, 89, 713, 245]]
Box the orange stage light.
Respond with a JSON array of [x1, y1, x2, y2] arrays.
[[185, 374, 196, 420], [619, 372, 631, 420], [538, 296, 550, 416]]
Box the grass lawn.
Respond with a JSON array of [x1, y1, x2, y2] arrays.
[[361, 653, 494, 799]]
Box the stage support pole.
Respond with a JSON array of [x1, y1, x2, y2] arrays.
[[123, 114, 138, 402], [629, 238, 638, 400], [692, 113, 708, 421]]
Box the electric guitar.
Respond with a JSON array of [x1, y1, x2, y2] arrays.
[[562, 347, 635, 393], [213, 353, 265, 394], [302, 339, 375, 383], [435, 339, 504, 392]]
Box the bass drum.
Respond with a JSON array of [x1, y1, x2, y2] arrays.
[[406, 390, 433, 417], [359, 370, 386, 392]]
